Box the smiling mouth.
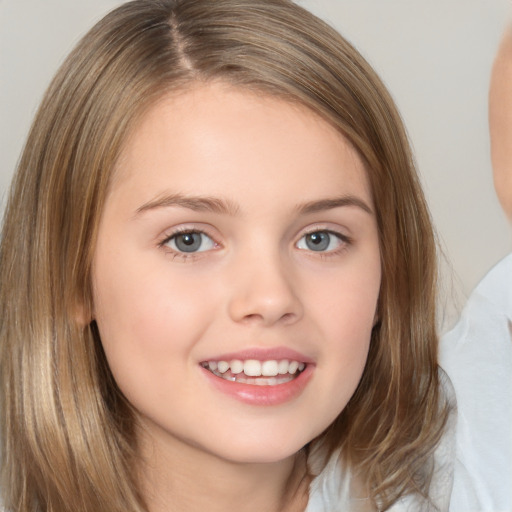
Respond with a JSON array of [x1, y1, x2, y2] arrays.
[[200, 359, 306, 386]]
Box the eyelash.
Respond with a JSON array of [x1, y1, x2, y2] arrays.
[[158, 227, 352, 261], [158, 228, 219, 261], [296, 229, 352, 258]]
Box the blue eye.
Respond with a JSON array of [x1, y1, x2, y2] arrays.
[[296, 230, 344, 252], [164, 231, 216, 253]]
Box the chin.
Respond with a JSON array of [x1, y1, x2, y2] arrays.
[[199, 426, 317, 466], [217, 445, 303, 465]]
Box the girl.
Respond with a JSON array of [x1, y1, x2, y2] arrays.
[[0, 1, 453, 511]]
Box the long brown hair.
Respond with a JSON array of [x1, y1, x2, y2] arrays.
[[0, 1, 448, 510]]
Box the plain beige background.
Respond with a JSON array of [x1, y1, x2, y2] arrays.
[[1, 0, 511, 325]]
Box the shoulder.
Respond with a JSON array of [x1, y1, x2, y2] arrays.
[[440, 254, 512, 511], [440, 253, 512, 386], [469, 253, 512, 313], [440, 254, 512, 384]]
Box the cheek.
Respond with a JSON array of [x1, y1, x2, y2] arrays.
[[91, 266, 221, 424], [316, 257, 380, 332], [296, 269, 378, 440], [91, 253, 218, 380], [311, 256, 380, 374]]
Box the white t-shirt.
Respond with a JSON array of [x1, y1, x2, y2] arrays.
[[440, 254, 512, 512]]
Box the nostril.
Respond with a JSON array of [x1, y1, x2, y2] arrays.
[[240, 311, 297, 326], [280, 312, 297, 324], [241, 312, 264, 323]]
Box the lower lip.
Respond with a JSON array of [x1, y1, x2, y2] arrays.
[[200, 365, 314, 406]]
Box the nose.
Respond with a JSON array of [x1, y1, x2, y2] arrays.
[[226, 250, 303, 327]]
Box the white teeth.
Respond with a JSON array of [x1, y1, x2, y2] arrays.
[[261, 360, 279, 377], [230, 359, 243, 374], [289, 361, 299, 374], [217, 361, 229, 374], [202, 358, 306, 381], [244, 359, 261, 377], [278, 360, 289, 374]]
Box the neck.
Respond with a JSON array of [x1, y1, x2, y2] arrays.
[[137, 424, 311, 512]]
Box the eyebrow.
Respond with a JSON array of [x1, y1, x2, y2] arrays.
[[135, 192, 373, 217], [296, 196, 373, 215], [136, 193, 240, 216]]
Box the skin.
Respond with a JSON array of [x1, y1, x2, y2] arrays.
[[489, 25, 512, 221], [91, 83, 381, 512]]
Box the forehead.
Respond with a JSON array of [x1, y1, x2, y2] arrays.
[[111, 82, 372, 212]]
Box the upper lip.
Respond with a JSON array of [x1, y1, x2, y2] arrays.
[[200, 346, 314, 364]]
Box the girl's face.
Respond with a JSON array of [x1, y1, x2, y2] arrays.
[[91, 83, 381, 465]]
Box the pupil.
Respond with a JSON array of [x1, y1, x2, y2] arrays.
[[306, 232, 329, 251], [182, 234, 195, 245]]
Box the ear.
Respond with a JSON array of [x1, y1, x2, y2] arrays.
[[72, 295, 94, 327]]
